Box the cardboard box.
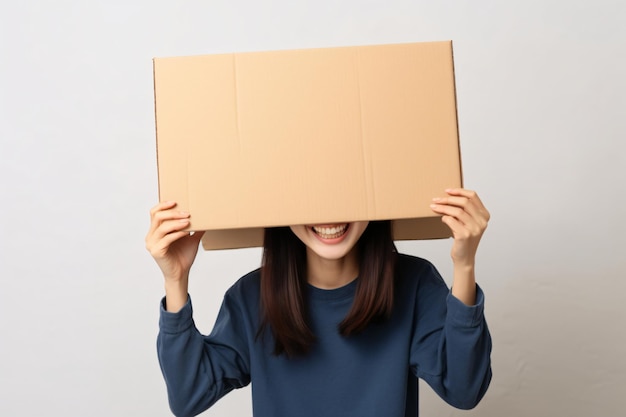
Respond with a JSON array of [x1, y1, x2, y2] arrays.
[[153, 41, 462, 250]]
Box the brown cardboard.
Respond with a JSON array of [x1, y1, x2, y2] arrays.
[[153, 41, 463, 250]]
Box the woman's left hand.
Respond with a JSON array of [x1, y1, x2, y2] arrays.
[[430, 188, 490, 267]]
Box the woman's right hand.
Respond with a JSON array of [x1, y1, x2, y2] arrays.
[[145, 201, 205, 283]]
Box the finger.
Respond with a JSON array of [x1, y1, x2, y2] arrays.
[[154, 230, 204, 258], [150, 201, 177, 217], [440, 213, 484, 242], [432, 195, 472, 210], [146, 216, 190, 247], [149, 202, 176, 235], [149, 231, 192, 258], [432, 195, 484, 224], [444, 188, 478, 200], [155, 217, 191, 239], [445, 188, 487, 211], [432, 202, 488, 237], [146, 218, 193, 252], [440, 215, 467, 238], [153, 209, 190, 223], [443, 189, 490, 222], [149, 207, 190, 235], [430, 203, 473, 226]]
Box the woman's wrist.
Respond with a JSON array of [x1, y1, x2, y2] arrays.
[[164, 276, 189, 313], [451, 263, 477, 306]]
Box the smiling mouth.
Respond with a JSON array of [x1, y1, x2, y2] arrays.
[[312, 224, 349, 239]]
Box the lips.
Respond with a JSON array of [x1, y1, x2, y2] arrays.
[[311, 224, 349, 239]]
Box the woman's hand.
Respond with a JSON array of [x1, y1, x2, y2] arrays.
[[430, 188, 490, 267], [430, 189, 490, 305], [145, 201, 204, 311], [146, 201, 204, 281]]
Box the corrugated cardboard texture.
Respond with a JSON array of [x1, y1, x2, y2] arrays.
[[153, 41, 462, 250]]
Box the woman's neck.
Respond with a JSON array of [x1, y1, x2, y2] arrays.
[[305, 246, 359, 289]]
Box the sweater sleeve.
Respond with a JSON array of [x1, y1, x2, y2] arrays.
[[157, 294, 251, 417], [409, 264, 492, 410]]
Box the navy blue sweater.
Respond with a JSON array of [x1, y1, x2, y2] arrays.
[[157, 254, 492, 416]]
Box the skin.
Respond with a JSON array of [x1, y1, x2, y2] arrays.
[[430, 188, 491, 306], [288, 222, 369, 290], [145, 188, 490, 312], [145, 201, 204, 312]]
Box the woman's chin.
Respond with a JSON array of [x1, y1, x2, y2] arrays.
[[290, 221, 370, 262]]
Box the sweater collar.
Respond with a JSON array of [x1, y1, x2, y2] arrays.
[[306, 278, 358, 302]]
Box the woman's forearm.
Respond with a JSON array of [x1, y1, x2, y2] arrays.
[[164, 275, 189, 313], [451, 264, 477, 306]]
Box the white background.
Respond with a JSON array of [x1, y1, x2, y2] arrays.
[[1, 1, 625, 416]]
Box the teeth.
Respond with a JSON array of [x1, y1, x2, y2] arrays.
[[312, 224, 348, 239]]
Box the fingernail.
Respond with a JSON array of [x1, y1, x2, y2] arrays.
[[179, 211, 190, 216], [432, 197, 442, 202]]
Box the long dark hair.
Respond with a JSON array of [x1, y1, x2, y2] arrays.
[[257, 221, 397, 357]]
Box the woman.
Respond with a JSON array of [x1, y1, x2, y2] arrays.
[[146, 188, 492, 417]]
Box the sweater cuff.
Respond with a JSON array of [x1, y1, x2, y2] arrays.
[[159, 295, 194, 334], [446, 285, 485, 328]]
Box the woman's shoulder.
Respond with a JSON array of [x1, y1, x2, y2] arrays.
[[395, 252, 436, 273], [223, 268, 262, 304], [395, 253, 446, 289]]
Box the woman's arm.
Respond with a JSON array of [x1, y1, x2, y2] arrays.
[[157, 294, 251, 417], [410, 264, 492, 410], [146, 202, 250, 416], [413, 188, 492, 407], [145, 201, 205, 312], [430, 188, 490, 305]]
